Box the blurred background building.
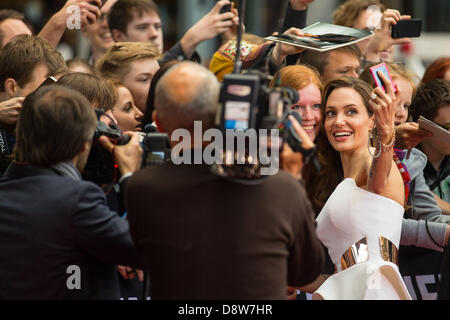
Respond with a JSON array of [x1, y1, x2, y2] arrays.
[[1, 0, 449, 77]]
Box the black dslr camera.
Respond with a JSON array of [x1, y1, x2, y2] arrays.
[[137, 130, 171, 167], [82, 110, 130, 187]]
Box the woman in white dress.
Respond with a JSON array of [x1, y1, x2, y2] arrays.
[[307, 74, 412, 300]]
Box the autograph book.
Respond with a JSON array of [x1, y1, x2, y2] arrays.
[[265, 22, 374, 52]]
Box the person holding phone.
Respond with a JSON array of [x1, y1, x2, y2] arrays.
[[38, 0, 103, 48], [333, 0, 414, 63], [108, 0, 238, 64], [302, 73, 412, 299], [273, 64, 448, 299], [360, 62, 450, 218], [82, 0, 119, 66], [360, 63, 450, 300]]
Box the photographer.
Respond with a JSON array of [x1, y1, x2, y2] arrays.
[[0, 85, 143, 299], [126, 61, 324, 299]]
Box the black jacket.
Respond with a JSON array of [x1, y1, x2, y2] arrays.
[[0, 163, 141, 299]]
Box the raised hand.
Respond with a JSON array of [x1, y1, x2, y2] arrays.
[[220, 1, 243, 44], [38, 0, 102, 48], [395, 122, 433, 150], [365, 9, 412, 61], [272, 27, 306, 65], [57, 0, 102, 28], [0, 97, 24, 127], [181, 0, 239, 58], [368, 71, 397, 144], [380, 9, 412, 46]]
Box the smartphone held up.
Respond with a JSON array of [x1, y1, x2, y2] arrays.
[[89, 0, 106, 8], [370, 63, 397, 93], [391, 19, 422, 39]]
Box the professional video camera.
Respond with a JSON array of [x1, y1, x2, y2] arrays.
[[214, 0, 318, 180]]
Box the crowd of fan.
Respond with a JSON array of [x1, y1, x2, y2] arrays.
[[0, 0, 449, 300]]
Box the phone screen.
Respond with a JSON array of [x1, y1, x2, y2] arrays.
[[90, 0, 106, 9], [369, 63, 397, 93]]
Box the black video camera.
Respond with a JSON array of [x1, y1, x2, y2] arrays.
[[217, 63, 311, 163], [82, 110, 130, 187]]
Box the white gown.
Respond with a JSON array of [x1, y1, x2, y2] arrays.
[[313, 178, 412, 300]]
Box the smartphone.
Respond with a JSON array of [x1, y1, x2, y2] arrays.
[[219, 0, 232, 14], [369, 63, 397, 93], [391, 19, 422, 38], [89, 0, 106, 9]]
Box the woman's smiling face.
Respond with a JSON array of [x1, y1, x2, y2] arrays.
[[290, 83, 322, 142], [324, 87, 374, 153]]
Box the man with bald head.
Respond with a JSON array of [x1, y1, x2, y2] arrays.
[[125, 61, 324, 299], [151, 62, 219, 138]]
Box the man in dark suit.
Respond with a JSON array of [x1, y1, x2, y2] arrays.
[[0, 85, 143, 299], [126, 61, 324, 299]]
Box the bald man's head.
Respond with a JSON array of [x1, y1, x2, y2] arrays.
[[154, 62, 220, 134]]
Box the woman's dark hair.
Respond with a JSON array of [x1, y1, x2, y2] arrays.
[[422, 57, 450, 83], [142, 60, 181, 127], [410, 79, 450, 122], [303, 77, 374, 214]]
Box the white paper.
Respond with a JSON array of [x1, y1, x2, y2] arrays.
[[418, 116, 450, 145]]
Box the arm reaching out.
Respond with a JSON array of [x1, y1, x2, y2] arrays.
[[180, 0, 239, 59], [38, 0, 101, 48], [367, 71, 400, 199], [364, 9, 412, 62], [394, 122, 432, 150], [271, 27, 306, 65]]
